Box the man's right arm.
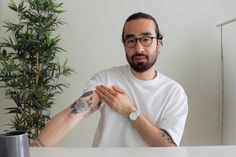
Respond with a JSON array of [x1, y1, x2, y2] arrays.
[[31, 91, 101, 147]]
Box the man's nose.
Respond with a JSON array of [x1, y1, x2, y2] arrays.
[[134, 39, 144, 53]]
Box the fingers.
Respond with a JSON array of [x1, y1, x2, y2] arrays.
[[95, 85, 125, 99], [95, 85, 115, 103], [95, 85, 134, 117], [112, 85, 125, 94], [95, 87, 108, 101], [97, 85, 116, 96]]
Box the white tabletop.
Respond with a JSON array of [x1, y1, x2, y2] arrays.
[[30, 145, 236, 157]]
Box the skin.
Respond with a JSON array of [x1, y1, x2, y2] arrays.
[[31, 91, 101, 147], [31, 18, 176, 147], [124, 19, 161, 80]]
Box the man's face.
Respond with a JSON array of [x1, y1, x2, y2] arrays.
[[123, 19, 161, 72]]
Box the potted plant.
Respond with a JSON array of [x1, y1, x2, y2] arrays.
[[0, 0, 73, 140]]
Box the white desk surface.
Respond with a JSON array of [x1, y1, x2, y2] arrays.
[[30, 145, 236, 157]]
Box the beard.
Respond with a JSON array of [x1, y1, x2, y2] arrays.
[[126, 50, 158, 72]]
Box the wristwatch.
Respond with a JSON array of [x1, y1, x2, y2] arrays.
[[128, 111, 140, 121]]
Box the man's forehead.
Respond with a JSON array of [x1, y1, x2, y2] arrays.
[[123, 19, 156, 36]]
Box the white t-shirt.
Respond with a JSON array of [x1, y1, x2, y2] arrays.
[[83, 65, 188, 147]]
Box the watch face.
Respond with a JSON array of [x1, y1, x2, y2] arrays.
[[129, 111, 139, 121]]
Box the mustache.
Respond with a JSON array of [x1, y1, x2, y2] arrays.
[[131, 54, 148, 59]]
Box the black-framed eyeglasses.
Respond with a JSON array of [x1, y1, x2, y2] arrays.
[[123, 36, 157, 48]]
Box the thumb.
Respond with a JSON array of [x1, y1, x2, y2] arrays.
[[113, 85, 125, 94]]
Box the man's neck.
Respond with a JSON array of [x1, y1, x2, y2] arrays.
[[131, 67, 157, 80]]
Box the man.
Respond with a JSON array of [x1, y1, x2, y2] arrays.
[[31, 12, 188, 147]]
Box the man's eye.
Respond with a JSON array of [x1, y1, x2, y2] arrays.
[[127, 39, 135, 43], [142, 37, 151, 42]]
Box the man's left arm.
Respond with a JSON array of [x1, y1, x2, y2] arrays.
[[131, 114, 176, 147], [95, 85, 177, 147]]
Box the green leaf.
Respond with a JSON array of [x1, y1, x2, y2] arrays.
[[18, 1, 26, 12], [53, 3, 65, 13], [8, 0, 18, 12], [5, 107, 21, 114]]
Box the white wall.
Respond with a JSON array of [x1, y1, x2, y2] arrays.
[[0, 0, 236, 146], [222, 22, 236, 144]]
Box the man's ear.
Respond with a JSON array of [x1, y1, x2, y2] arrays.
[[157, 39, 163, 46], [157, 40, 162, 54]]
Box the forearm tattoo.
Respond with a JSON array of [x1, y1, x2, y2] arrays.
[[70, 91, 93, 114], [83, 102, 101, 118], [160, 128, 176, 146]]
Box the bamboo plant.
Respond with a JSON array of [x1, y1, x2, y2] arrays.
[[0, 0, 73, 140]]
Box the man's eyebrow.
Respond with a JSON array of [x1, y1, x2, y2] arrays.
[[141, 32, 153, 36], [124, 34, 135, 39], [124, 32, 153, 39]]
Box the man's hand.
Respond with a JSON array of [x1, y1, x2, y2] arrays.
[[95, 85, 136, 117]]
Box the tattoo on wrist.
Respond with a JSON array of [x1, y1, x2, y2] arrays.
[[71, 91, 93, 114], [160, 128, 176, 146]]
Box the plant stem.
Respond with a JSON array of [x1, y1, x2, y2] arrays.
[[36, 51, 40, 85]]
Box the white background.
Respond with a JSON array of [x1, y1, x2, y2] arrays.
[[0, 0, 236, 146]]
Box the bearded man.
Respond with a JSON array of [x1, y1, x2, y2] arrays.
[[31, 12, 188, 147]]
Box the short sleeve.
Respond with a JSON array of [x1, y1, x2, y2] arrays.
[[83, 71, 105, 93], [158, 85, 188, 146]]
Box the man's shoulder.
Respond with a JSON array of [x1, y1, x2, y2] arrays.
[[158, 73, 185, 91], [95, 65, 129, 76], [159, 73, 176, 83]]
